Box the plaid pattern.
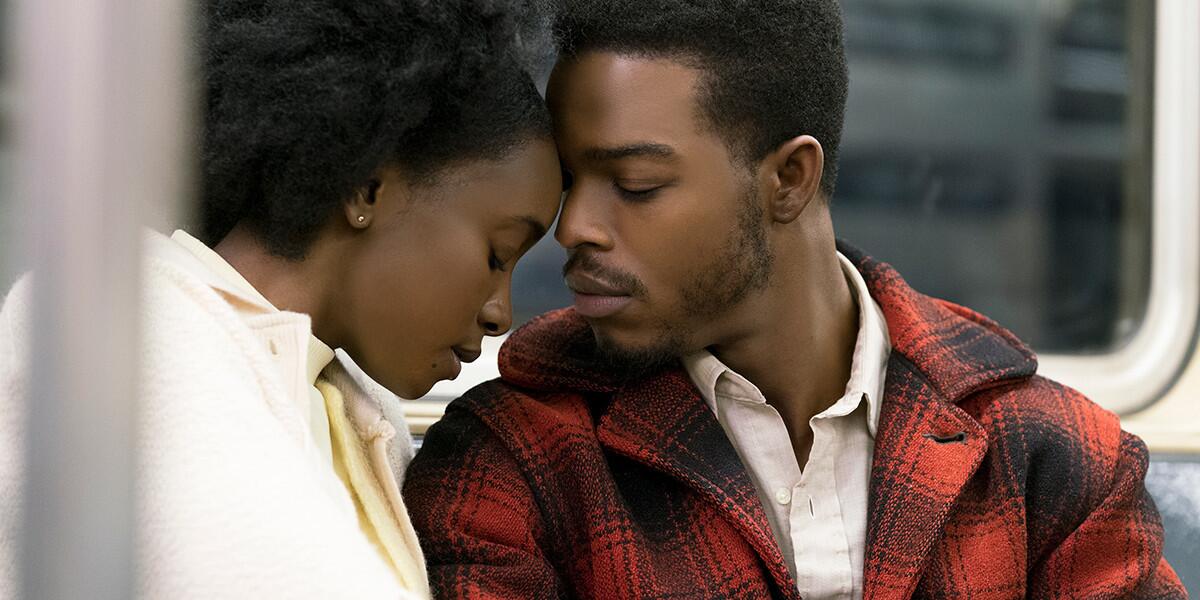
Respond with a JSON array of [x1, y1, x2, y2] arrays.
[[404, 244, 1185, 599]]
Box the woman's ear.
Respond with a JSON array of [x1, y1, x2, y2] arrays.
[[764, 135, 824, 225], [344, 179, 381, 229]]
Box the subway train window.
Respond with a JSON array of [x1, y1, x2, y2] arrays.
[[514, 0, 1154, 353], [837, 0, 1153, 354]]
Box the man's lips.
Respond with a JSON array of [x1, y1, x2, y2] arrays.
[[564, 270, 630, 296], [572, 293, 633, 318], [565, 271, 634, 318]]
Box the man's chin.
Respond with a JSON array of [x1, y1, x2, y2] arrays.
[[591, 327, 685, 381]]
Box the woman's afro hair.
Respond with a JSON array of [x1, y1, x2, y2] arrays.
[[201, 0, 553, 258]]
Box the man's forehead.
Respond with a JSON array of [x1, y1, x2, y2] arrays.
[[549, 52, 703, 144]]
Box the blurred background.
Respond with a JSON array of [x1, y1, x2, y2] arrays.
[[0, 0, 1196, 596]]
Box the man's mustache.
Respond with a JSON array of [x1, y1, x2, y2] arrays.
[[562, 251, 647, 297]]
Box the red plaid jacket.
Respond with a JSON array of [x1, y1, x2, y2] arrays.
[[404, 246, 1185, 599]]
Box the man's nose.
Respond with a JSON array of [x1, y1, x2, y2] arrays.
[[554, 188, 614, 251]]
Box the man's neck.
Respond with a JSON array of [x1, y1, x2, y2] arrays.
[[706, 227, 859, 467]]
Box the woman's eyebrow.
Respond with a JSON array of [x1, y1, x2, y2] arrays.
[[505, 215, 549, 241]]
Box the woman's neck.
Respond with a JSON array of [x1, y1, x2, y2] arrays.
[[213, 223, 343, 346]]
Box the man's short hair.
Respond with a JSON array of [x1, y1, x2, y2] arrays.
[[554, 0, 848, 197]]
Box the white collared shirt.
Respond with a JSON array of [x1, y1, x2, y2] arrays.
[[683, 252, 891, 600]]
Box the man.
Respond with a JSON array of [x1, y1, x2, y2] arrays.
[[403, 1, 1185, 598]]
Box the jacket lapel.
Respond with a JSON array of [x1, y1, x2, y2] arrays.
[[596, 369, 800, 599], [862, 355, 989, 600], [839, 241, 1037, 599]]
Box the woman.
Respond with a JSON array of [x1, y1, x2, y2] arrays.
[[0, 0, 560, 597]]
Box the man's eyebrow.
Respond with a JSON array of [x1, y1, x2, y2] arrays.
[[582, 143, 677, 162]]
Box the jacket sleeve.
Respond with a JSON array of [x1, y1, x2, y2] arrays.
[[1029, 430, 1187, 599], [403, 404, 565, 600]]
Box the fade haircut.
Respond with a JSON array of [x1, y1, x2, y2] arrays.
[[553, 0, 848, 197], [202, 0, 553, 258]]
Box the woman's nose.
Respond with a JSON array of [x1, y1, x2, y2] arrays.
[[478, 285, 513, 337]]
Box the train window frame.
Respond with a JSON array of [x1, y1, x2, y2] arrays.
[[403, 0, 1200, 432], [1037, 0, 1198, 415]]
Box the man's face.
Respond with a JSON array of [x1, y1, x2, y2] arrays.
[[548, 52, 773, 367]]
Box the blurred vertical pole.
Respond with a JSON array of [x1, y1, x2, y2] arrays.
[[12, 0, 193, 597]]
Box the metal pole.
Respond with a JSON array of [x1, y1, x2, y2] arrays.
[[13, 0, 193, 597]]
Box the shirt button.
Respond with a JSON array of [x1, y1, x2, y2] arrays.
[[268, 339, 279, 355], [774, 488, 792, 505]]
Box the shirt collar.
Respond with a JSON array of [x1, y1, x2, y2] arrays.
[[166, 229, 335, 385], [683, 251, 891, 437], [838, 252, 890, 436]]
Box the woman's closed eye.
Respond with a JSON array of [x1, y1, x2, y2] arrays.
[[488, 250, 509, 272]]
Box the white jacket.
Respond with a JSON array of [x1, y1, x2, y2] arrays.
[[0, 232, 426, 599]]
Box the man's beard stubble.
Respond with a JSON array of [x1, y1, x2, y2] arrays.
[[591, 184, 774, 379]]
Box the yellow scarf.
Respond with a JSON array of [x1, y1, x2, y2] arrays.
[[317, 379, 430, 597]]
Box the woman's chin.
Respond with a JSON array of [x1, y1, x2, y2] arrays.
[[373, 371, 434, 401], [367, 352, 461, 400]]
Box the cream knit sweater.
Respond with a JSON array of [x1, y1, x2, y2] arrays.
[[0, 231, 429, 599]]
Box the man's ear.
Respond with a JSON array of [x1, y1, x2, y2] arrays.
[[343, 179, 382, 229], [764, 135, 824, 224]]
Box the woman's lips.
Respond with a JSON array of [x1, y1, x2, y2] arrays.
[[573, 293, 633, 318], [445, 346, 480, 380], [447, 350, 462, 379], [452, 346, 482, 364]]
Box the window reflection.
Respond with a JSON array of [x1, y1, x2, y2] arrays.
[[834, 0, 1153, 353]]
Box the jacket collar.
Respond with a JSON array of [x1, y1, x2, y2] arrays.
[[499, 312, 800, 594], [498, 242, 1037, 597], [151, 229, 336, 386], [837, 241, 1037, 401], [499, 242, 1036, 405]]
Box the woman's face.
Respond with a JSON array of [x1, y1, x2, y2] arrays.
[[341, 139, 562, 398]]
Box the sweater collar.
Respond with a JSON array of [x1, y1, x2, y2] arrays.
[[155, 229, 335, 384]]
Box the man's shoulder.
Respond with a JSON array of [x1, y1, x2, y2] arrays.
[[961, 372, 1127, 474], [845, 241, 1123, 452]]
